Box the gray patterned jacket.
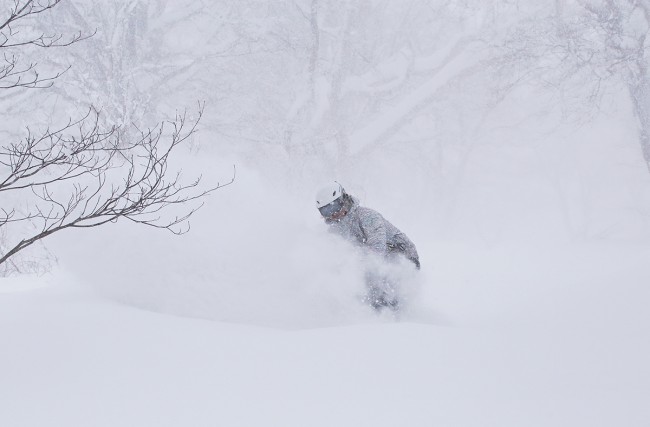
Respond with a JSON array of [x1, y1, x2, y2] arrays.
[[325, 198, 420, 268]]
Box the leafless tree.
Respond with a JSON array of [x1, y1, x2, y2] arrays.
[[491, 1, 650, 171], [0, 1, 230, 273], [0, 0, 90, 89]]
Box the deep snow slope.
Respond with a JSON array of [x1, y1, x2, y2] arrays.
[[1, 238, 649, 427]]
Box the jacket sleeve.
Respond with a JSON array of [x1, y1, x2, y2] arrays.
[[359, 209, 387, 256]]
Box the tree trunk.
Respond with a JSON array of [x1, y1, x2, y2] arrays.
[[629, 76, 650, 172]]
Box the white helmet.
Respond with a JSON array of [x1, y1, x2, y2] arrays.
[[315, 182, 347, 218], [315, 182, 344, 208]]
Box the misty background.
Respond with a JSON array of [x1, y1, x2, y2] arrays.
[[4, 0, 650, 321], [2, 0, 650, 325]]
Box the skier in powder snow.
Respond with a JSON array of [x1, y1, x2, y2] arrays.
[[315, 182, 420, 311]]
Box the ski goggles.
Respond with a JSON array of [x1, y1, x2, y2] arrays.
[[318, 198, 345, 218]]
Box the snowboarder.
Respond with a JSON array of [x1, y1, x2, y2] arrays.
[[315, 182, 420, 311]]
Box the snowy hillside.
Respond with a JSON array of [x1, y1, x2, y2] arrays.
[[2, 238, 649, 426]]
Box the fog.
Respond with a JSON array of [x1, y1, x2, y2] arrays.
[[47, 78, 650, 329], [5, 2, 650, 313], [4, 0, 650, 328]]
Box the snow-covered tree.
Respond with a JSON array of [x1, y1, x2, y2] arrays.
[[492, 0, 650, 170]]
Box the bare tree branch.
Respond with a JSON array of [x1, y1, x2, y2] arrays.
[[0, 104, 232, 268], [0, 0, 93, 90]]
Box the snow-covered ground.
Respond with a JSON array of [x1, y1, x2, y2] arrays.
[[2, 238, 649, 427]]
